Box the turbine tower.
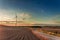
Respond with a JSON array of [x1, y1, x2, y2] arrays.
[[15, 10, 18, 26]]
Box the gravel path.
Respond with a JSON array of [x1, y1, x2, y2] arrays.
[[0, 27, 40, 40]]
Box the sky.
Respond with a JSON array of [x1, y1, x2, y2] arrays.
[[0, 0, 60, 24]]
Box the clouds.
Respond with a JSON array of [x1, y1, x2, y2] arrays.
[[0, 8, 60, 24], [52, 15, 60, 24], [0, 9, 15, 21], [0, 8, 32, 21], [46, 15, 60, 24]]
